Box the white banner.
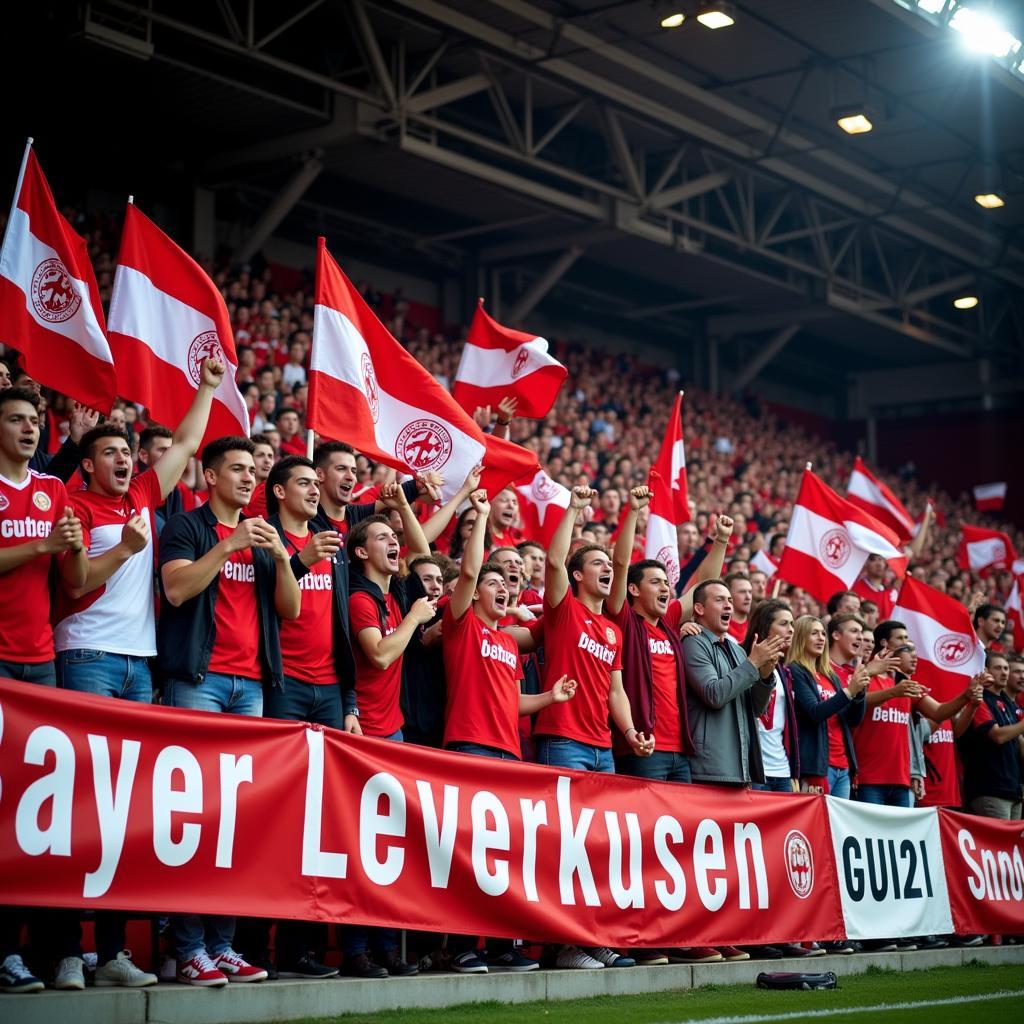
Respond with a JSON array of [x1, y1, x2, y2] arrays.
[[826, 796, 953, 939]]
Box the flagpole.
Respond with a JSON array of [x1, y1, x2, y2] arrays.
[[128, 195, 134, 205], [306, 428, 314, 460], [2, 138, 33, 255], [771, 577, 782, 598], [805, 461, 813, 471]]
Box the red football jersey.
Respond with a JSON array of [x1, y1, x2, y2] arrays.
[[816, 672, 849, 770], [442, 603, 523, 757], [280, 531, 336, 685], [349, 589, 404, 737], [917, 724, 961, 808], [206, 523, 261, 680], [852, 675, 914, 787], [645, 619, 682, 752], [0, 470, 71, 663], [533, 592, 622, 747]]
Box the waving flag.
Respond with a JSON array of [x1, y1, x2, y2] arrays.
[[108, 204, 248, 445], [751, 548, 779, 579], [1007, 577, 1023, 654], [846, 456, 914, 543], [957, 525, 1017, 573], [0, 141, 115, 411], [645, 393, 689, 587], [892, 576, 985, 700], [515, 468, 571, 547], [972, 482, 1006, 512], [777, 469, 907, 604], [309, 240, 535, 500], [452, 299, 567, 419]]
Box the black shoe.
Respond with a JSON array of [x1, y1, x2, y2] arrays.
[[893, 939, 917, 952], [377, 950, 419, 977], [342, 953, 388, 979], [754, 946, 784, 959], [278, 953, 339, 979], [778, 943, 813, 958], [250, 955, 278, 981], [861, 939, 898, 953], [915, 935, 948, 951], [824, 940, 856, 955], [951, 935, 984, 947]]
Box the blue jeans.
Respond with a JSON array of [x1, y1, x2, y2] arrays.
[[753, 776, 795, 793], [58, 650, 152, 703], [447, 741, 520, 760], [616, 750, 691, 782], [857, 783, 913, 808], [536, 737, 614, 773], [828, 766, 852, 800], [264, 676, 342, 728], [173, 914, 235, 961], [164, 673, 263, 717], [0, 659, 56, 685]]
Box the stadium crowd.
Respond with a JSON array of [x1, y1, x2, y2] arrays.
[[0, 236, 1022, 995]]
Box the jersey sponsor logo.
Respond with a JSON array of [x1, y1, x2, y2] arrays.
[[1, 518, 53, 539], [648, 636, 674, 657], [929, 726, 954, 744], [395, 419, 453, 473], [33, 491, 52, 511], [30, 258, 82, 323], [298, 571, 332, 592], [511, 348, 529, 379], [481, 637, 518, 669], [784, 829, 814, 899], [187, 331, 226, 387], [871, 705, 910, 725], [656, 545, 680, 586], [361, 352, 380, 423], [577, 631, 615, 665], [221, 559, 255, 583], [933, 632, 973, 669], [819, 527, 851, 570]]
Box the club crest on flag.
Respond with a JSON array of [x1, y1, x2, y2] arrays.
[[657, 545, 680, 586], [819, 528, 852, 569], [531, 473, 560, 502], [933, 632, 973, 669], [784, 829, 813, 899], [511, 348, 529, 378], [31, 258, 81, 323], [396, 419, 453, 472], [361, 352, 380, 422], [186, 331, 226, 387]]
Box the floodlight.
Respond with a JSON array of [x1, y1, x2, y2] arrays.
[[950, 6, 1021, 59], [696, 4, 735, 29], [953, 295, 979, 309], [660, 12, 685, 29], [974, 193, 1005, 208], [916, 0, 946, 14], [834, 108, 874, 134]]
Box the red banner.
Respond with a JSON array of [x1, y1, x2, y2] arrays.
[[938, 809, 1024, 937], [0, 679, 843, 948]]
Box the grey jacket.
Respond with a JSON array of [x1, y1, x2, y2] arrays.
[[682, 626, 775, 784]]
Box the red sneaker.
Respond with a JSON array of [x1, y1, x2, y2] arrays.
[[176, 952, 229, 987], [667, 947, 724, 963], [717, 946, 751, 961], [213, 948, 268, 982]]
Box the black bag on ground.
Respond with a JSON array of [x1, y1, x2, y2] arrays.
[[756, 971, 838, 990]]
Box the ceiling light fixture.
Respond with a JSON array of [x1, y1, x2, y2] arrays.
[[950, 6, 1021, 59], [834, 108, 874, 134], [974, 192, 1005, 208], [660, 12, 685, 29], [953, 295, 979, 309], [696, 3, 735, 29]]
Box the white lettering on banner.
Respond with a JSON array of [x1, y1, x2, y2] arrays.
[[520, 798, 548, 903], [1, 518, 52, 539], [84, 735, 140, 898], [471, 790, 511, 897], [222, 560, 255, 583], [826, 796, 953, 939], [557, 776, 600, 906], [416, 780, 458, 888], [654, 815, 687, 911], [695, 820, 727, 911], [302, 728, 348, 879], [298, 572, 332, 592], [15, 726, 75, 857], [605, 810, 645, 909], [215, 753, 252, 869], [360, 772, 406, 886], [577, 632, 615, 665], [152, 746, 203, 868], [957, 829, 1024, 903], [481, 638, 518, 670]]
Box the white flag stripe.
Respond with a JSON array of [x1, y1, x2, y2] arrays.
[[670, 438, 687, 477], [845, 519, 904, 561], [965, 537, 1007, 571], [313, 304, 485, 499], [0, 207, 112, 363], [108, 264, 247, 428], [848, 468, 912, 530], [515, 470, 569, 526], [973, 482, 1006, 501], [893, 604, 985, 680], [751, 549, 777, 578], [455, 336, 554, 388], [646, 512, 680, 587], [786, 504, 869, 588]]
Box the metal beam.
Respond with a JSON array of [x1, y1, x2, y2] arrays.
[[480, 228, 618, 263], [602, 108, 643, 199], [731, 324, 800, 392], [901, 272, 975, 308], [405, 73, 490, 112], [647, 171, 732, 211], [235, 157, 324, 264], [625, 295, 740, 319], [350, 0, 397, 109], [708, 307, 837, 336], [506, 246, 584, 323]]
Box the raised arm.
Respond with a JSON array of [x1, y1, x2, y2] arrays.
[[379, 481, 431, 561], [609, 485, 648, 616], [422, 464, 482, 546], [450, 490, 490, 620], [545, 485, 592, 608], [677, 513, 734, 622], [908, 502, 933, 562]]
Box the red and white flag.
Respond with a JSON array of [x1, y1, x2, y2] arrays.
[[846, 456, 914, 543], [645, 393, 689, 587], [515, 468, 570, 547], [777, 469, 907, 604], [892, 576, 985, 700], [452, 299, 567, 419], [0, 141, 116, 411], [751, 548, 778, 579], [1006, 577, 1023, 654], [108, 204, 248, 445], [957, 525, 1017, 573], [973, 482, 1006, 512], [309, 240, 535, 500]]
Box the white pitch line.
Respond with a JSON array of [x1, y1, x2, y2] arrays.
[[657, 987, 1024, 1024]]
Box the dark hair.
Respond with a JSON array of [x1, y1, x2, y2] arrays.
[[566, 543, 607, 595], [80, 425, 132, 462], [0, 386, 41, 415], [742, 598, 791, 654], [275, 407, 300, 423], [826, 590, 860, 616], [201, 435, 256, 472], [517, 540, 544, 555], [476, 560, 506, 586], [450, 506, 490, 560], [692, 577, 728, 609], [973, 603, 1004, 627], [410, 554, 445, 576], [251, 432, 275, 450], [859, 599, 878, 614], [626, 559, 667, 594], [138, 425, 173, 452], [313, 440, 355, 469], [266, 455, 315, 516], [828, 612, 865, 645], [347, 513, 391, 570], [872, 619, 907, 657], [489, 546, 520, 562], [985, 649, 1009, 668], [724, 571, 751, 589]]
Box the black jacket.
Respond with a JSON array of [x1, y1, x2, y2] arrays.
[[789, 662, 866, 778], [157, 503, 285, 687]]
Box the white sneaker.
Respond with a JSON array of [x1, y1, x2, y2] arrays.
[[0, 954, 44, 993], [54, 956, 85, 990], [95, 950, 158, 988], [212, 948, 268, 982], [176, 951, 228, 987], [555, 945, 604, 969]]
